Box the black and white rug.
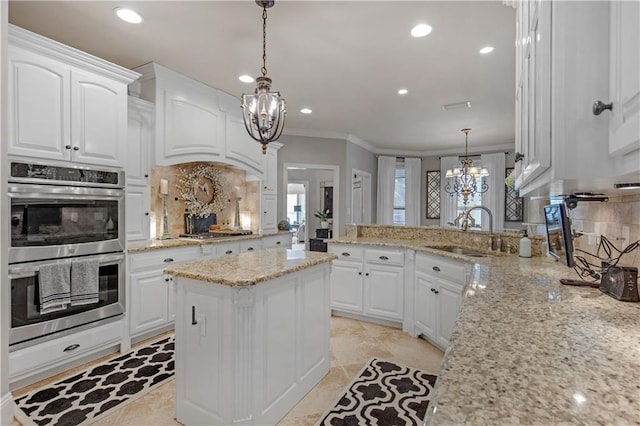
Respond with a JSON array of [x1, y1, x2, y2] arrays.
[[14, 335, 174, 426], [318, 358, 437, 426]]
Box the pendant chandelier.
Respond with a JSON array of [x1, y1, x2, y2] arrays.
[[241, 0, 286, 154], [444, 128, 489, 205]]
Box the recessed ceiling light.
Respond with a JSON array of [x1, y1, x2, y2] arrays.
[[479, 46, 495, 55], [239, 75, 255, 83], [411, 24, 432, 38], [397, 89, 408, 95], [300, 108, 312, 114], [114, 8, 143, 24]]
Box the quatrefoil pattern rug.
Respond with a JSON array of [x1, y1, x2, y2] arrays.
[[14, 335, 174, 426], [318, 358, 437, 426]]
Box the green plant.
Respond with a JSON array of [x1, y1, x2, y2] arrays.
[[277, 219, 291, 231], [314, 210, 330, 220]]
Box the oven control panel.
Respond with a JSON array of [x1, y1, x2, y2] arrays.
[[10, 161, 123, 187]]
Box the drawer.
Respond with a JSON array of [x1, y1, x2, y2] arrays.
[[239, 239, 262, 252], [328, 244, 365, 262], [262, 233, 292, 248], [129, 246, 201, 272], [9, 319, 122, 381], [216, 241, 240, 257], [416, 253, 466, 282], [365, 248, 404, 266]]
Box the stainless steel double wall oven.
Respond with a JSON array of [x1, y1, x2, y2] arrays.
[[8, 161, 126, 348]]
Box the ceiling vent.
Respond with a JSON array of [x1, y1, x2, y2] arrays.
[[442, 101, 471, 111]]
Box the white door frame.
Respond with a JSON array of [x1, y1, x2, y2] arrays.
[[283, 163, 340, 238], [286, 180, 309, 245]]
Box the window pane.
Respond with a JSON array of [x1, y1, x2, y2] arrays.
[[393, 209, 405, 225]]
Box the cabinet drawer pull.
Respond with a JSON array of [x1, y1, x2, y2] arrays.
[[225, 250, 233, 255], [144, 174, 149, 178], [365, 273, 369, 276], [247, 247, 254, 251], [432, 266, 440, 272], [341, 252, 351, 257], [63, 344, 80, 352], [434, 290, 440, 294], [358, 272, 362, 275], [65, 145, 71, 150], [191, 306, 198, 325], [379, 255, 389, 260], [276, 241, 281, 245], [73, 146, 79, 151], [164, 258, 174, 263], [430, 288, 436, 292], [165, 277, 170, 282], [144, 212, 149, 216], [592, 100, 613, 116]]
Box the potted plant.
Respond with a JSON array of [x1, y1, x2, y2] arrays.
[[314, 209, 330, 229]]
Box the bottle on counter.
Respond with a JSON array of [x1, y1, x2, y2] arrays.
[[519, 230, 532, 258]]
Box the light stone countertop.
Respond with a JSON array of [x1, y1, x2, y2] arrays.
[[165, 248, 337, 286], [127, 231, 290, 253], [329, 238, 640, 425]]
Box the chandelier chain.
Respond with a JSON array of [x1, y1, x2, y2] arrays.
[[261, 5, 268, 76]]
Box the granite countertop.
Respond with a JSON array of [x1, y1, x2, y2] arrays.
[[328, 238, 640, 424], [165, 248, 337, 286], [127, 231, 290, 253]]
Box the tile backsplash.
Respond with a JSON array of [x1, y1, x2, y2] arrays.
[[570, 194, 640, 270], [150, 162, 259, 237]]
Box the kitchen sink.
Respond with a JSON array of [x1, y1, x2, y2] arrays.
[[428, 246, 489, 257]]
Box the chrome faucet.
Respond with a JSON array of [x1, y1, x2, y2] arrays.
[[461, 206, 496, 251]]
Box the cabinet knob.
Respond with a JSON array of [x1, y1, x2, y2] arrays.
[[144, 174, 149, 178], [434, 290, 440, 294], [514, 152, 524, 163], [276, 241, 281, 245], [592, 100, 613, 116], [365, 273, 369, 276], [247, 247, 254, 251], [379, 255, 389, 260], [225, 250, 233, 255], [264, 186, 267, 189], [432, 266, 440, 272], [341, 252, 351, 257], [65, 145, 71, 150], [73, 146, 79, 151], [165, 277, 170, 282], [358, 272, 362, 275], [144, 212, 149, 216], [164, 258, 174, 263], [430, 288, 436, 292]]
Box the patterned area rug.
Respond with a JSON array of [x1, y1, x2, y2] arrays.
[[318, 358, 437, 426], [14, 335, 174, 426]]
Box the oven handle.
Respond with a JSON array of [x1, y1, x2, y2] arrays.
[[8, 252, 125, 279]]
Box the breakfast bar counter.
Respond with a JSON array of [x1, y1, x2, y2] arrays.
[[166, 248, 336, 426]]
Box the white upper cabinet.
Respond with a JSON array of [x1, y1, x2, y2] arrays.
[[134, 63, 224, 165], [608, 1, 640, 157], [514, 1, 640, 197], [7, 25, 139, 168]]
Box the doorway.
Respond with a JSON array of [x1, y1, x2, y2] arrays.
[[283, 163, 340, 251], [286, 181, 307, 250]]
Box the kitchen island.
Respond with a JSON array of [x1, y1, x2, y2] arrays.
[[165, 248, 336, 426]]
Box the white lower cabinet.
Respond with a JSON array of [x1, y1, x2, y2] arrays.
[[174, 264, 331, 425], [262, 232, 292, 249], [128, 246, 201, 339], [413, 253, 466, 350], [329, 244, 405, 322]]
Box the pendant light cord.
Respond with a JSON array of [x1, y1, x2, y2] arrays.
[[261, 5, 268, 77]]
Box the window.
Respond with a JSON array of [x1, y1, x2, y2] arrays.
[[393, 160, 406, 225]]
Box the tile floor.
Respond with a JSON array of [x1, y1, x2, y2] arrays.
[[12, 316, 444, 426]]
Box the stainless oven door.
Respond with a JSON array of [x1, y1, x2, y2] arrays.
[[8, 252, 125, 348], [9, 183, 125, 263]]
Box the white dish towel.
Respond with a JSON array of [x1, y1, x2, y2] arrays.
[[71, 258, 100, 306], [39, 260, 71, 314]]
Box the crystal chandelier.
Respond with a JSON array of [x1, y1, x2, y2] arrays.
[[241, 0, 286, 154], [444, 128, 489, 205]]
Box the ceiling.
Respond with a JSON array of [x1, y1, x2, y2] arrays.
[[8, 1, 516, 156]]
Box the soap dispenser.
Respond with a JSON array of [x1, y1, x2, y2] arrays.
[[519, 230, 532, 258]]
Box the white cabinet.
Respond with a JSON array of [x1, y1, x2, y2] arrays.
[[413, 252, 466, 350], [7, 25, 137, 167], [239, 238, 262, 253], [260, 143, 282, 234], [125, 97, 153, 244], [328, 244, 405, 323], [608, 1, 640, 157], [174, 263, 331, 425], [224, 112, 265, 176], [133, 63, 224, 165], [128, 246, 201, 339], [262, 232, 292, 249], [514, 1, 640, 196]]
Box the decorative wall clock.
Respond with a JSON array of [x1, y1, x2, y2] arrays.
[[176, 165, 229, 218]]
